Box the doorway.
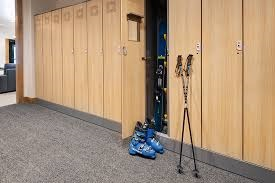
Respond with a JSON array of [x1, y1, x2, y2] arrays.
[[8, 39, 16, 64], [0, 0, 23, 106], [145, 0, 168, 134], [0, 1, 16, 106]]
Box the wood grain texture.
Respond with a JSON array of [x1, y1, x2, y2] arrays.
[[103, 0, 122, 122], [42, 12, 53, 102], [34, 15, 44, 99], [15, 0, 24, 103], [121, 0, 145, 138], [168, 0, 202, 146], [62, 7, 75, 108], [52, 9, 63, 105], [87, 0, 104, 117], [23, 97, 36, 104], [126, 0, 144, 16], [74, 3, 88, 112], [243, 0, 275, 170], [202, 0, 243, 159]]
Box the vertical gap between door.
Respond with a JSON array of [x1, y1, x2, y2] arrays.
[[241, 0, 244, 161], [200, 0, 203, 148]]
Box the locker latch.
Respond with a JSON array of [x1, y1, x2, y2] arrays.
[[196, 42, 201, 53], [236, 40, 243, 51], [122, 46, 127, 56]]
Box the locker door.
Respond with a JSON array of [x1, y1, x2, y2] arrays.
[[52, 9, 63, 105], [103, 0, 122, 122], [62, 7, 75, 108], [202, 0, 243, 159], [244, 0, 275, 169], [87, 0, 104, 117], [74, 3, 88, 112], [34, 15, 44, 99], [121, 0, 146, 138], [42, 12, 53, 102], [169, 0, 202, 145]]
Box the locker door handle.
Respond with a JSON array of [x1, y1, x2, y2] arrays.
[[122, 46, 127, 56], [142, 57, 152, 61], [196, 42, 201, 54], [236, 41, 243, 51], [72, 50, 74, 54]]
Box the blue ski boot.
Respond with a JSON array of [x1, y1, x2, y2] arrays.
[[129, 122, 156, 159], [144, 119, 164, 154]]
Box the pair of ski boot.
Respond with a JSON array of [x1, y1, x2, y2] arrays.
[[129, 119, 164, 159]]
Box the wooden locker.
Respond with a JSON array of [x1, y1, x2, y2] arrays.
[[74, 3, 88, 112], [87, 0, 104, 117], [121, 0, 146, 138], [42, 12, 53, 102], [168, 0, 202, 146], [52, 9, 63, 105], [244, 0, 275, 169], [202, 0, 243, 159], [62, 7, 75, 108], [103, 0, 122, 122], [34, 15, 44, 99]]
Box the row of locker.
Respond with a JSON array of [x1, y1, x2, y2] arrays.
[[35, 0, 275, 170], [35, 0, 122, 122], [169, 0, 275, 170], [35, 0, 146, 139]]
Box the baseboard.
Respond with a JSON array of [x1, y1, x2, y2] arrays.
[[23, 97, 37, 104], [35, 99, 121, 133], [34, 99, 274, 183], [158, 135, 275, 183]]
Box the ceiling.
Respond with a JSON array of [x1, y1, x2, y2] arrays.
[[0, 0, 15, 37]]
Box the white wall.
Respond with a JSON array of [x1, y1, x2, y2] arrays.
[[23, 0, 35, 97], [0, 30, 15, 68], [0, 33, 7, 75], [0, 33, 7, 67]]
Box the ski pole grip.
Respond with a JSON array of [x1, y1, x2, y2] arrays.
[[175, 55, 183, 77], [185, 54, 194, 77]]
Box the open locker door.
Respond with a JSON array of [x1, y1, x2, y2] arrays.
[[122, 0, 145, 138]]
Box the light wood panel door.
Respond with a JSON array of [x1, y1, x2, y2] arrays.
[[34, 15, 44, 99], [202, 0, 242, 159], [87, 0, 104, 117], [74, 3, 88, 112], [168, 0, 201, 146], [52, 9, 63, 105], [121, 0, 145, 138], [244, 0, 275, 170], [62, 7, 75, 108], [42, 12, 53, 102], [103, 0, 122, 122]]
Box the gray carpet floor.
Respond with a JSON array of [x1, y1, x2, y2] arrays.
[[0, 104, 257, 183]]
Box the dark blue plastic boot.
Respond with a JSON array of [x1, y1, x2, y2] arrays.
[[129, 122, 156, 159], [144, 119, 164, 154]]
